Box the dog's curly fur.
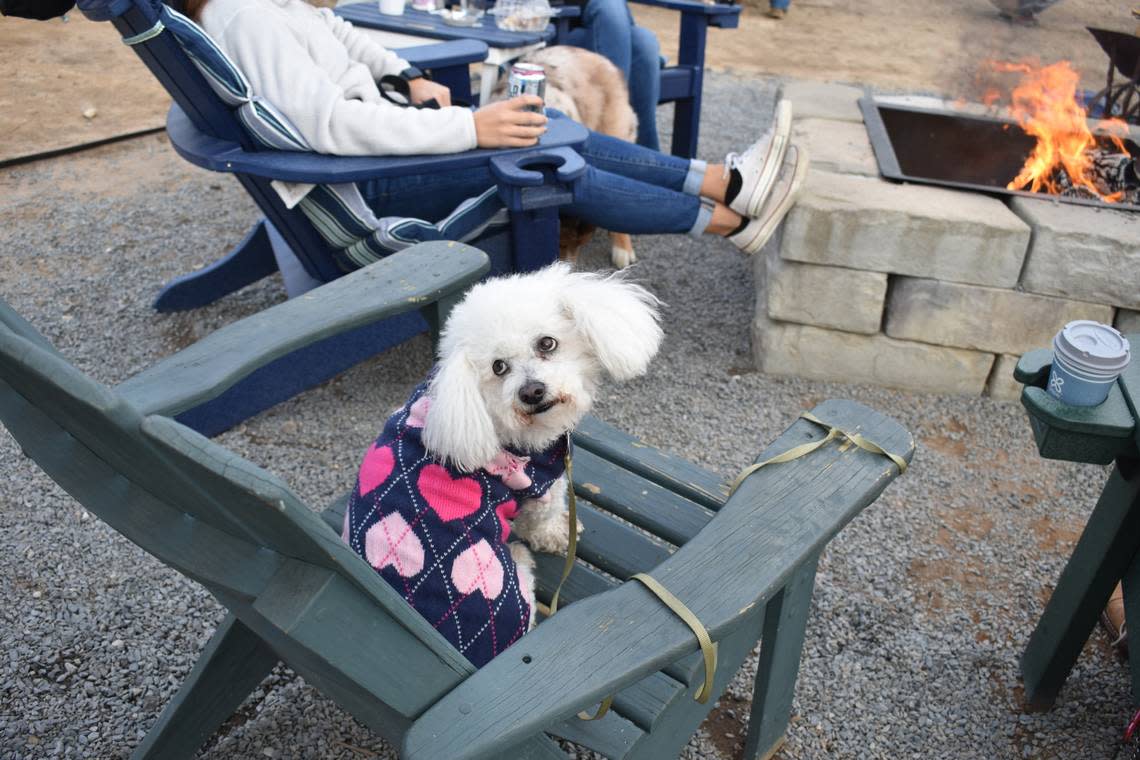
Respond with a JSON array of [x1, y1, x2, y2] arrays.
[[422, 263, 662, 619], [494, 46, 640, 269]]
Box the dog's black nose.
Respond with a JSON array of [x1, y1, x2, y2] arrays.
[[518, 381, 547, 406]]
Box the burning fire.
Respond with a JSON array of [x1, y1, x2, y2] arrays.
[[989, 60, 1131, 202]]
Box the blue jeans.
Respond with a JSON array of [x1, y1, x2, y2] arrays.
[[563, 0, 661, 151], [359, 115, 709, 236], [770, 0, 790, 8]]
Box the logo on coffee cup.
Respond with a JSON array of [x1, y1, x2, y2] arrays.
[[1048, 374, 1064, 397]]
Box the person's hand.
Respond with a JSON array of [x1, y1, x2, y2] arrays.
[[473, 96, 547, 148], [408, 77, 451, 108]]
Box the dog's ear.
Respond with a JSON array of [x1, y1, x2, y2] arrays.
[[559, 268, 663, 381], [423, 351, 500, 473]]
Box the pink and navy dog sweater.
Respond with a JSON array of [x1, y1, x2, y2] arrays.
[[342, 380, 567, 667]]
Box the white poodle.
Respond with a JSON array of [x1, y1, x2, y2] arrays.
[[342, 263, 662, 666]]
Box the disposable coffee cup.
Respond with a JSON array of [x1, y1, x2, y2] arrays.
[[379, 0, 405, 15], [1046, 320, 1131, 407]]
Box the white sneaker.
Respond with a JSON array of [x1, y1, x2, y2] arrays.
[[728, 143, 809, 255], [725, 98, 793, 218]]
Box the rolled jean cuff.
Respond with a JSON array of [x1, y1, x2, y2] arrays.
[[688, 197, 714, 237], [682, 159, 708, 196]]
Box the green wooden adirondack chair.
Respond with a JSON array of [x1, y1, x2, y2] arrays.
[[0, 240, 914, 760]]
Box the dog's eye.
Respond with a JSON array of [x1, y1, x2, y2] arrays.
[[492, 359, 510, 376], [536, 336, 558, 354]]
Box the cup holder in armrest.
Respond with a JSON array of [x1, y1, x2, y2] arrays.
[[490, 147, 586, 211]]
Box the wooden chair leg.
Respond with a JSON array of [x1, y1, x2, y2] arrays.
[[1123, 552, 1140, 706], [421, 289, 466, 350], [131, 614, 279, 760], [152, 220, 280, 313], [1020, 457, 1140, 710], [743, 558, 819, 760], [623, 608, 765, 760], [510, 207, 562, 273], [670, 13, 708, 160]]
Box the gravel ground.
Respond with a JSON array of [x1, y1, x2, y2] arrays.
[[0, 72, 1134, 760]]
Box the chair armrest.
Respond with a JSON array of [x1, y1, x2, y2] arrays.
[[628, 0, 740, 13], [628, 0, 741, 20], [1013, 348, 1138, 464], [402, 399, 912, 760], [397, 39, 489, 69], [76, 0, 155, 22], [165, 104, 589, 184], [115, 242, 489, 417]]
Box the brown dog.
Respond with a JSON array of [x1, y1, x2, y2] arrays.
[[493, 46, 639, 268]]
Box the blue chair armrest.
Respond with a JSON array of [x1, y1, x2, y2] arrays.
[[628, 0, 740, 27], [490, 146, 586, 211], [397, 39, 489, 69], [627, 0, 739, 15], [76, 0, 152, 22], [166, 104, 589, 184]]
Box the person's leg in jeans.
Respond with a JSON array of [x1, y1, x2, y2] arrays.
[[358, 121, 804, 253], [768, 0, 789, 18], [563, 0, 661, 150], [628, 25, 661, 150], [360, 146, 709, 237]]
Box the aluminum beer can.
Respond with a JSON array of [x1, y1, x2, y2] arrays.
[[508, 63, 546, 112]]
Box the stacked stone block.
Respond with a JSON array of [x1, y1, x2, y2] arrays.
[[752, 80, 1140, 400]]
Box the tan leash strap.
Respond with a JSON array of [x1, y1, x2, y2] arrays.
[[631, 573, 719, 704], [548, 435, 577, 616], [728, 411, 907, 496]]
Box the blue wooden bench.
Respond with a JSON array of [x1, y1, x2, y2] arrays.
[[0, 240, 913, 760], [76, 0, 589, 437]]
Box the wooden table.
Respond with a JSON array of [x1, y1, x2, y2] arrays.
[[1014, 339, 1140, 709]]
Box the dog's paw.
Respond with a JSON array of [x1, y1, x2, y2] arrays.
[[611, 244, 636, 269], [523, 512, 583, 556]]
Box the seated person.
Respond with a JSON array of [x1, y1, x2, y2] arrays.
[[184, 0, 803, 256], [559, 0, 662, 150]]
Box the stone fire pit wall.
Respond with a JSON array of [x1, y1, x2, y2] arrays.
[[753, 80, 1140, 400]]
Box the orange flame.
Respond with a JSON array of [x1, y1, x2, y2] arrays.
[[991, 60, 1130, 202]]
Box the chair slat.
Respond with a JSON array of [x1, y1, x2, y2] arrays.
[[574, 417, 729, 511], [609, 671, 687, 733], [532, 552, 616, 607], [549, 708, 642, 758], [572, 448, 713, 546], [573, 502, 673, 581]]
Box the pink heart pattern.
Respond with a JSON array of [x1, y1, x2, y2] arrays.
[[495, 499, 519, 542], [358, 444, 395, 497], [418, 464, 483, 522], [451, 539, 504, 600], [364, 512, 424, 578]]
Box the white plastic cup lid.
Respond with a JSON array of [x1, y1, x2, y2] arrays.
[[1053, 320, 1131, 375]]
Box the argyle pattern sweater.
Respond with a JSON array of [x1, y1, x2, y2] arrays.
[[342, 381, 567, 667]]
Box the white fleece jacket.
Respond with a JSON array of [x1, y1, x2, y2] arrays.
[[199, 0, 478, 156]]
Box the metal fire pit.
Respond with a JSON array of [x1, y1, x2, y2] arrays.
[[859, 98, 1140, 212]]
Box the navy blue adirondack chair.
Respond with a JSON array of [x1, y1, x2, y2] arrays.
[[76, 0, 589, 436]]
